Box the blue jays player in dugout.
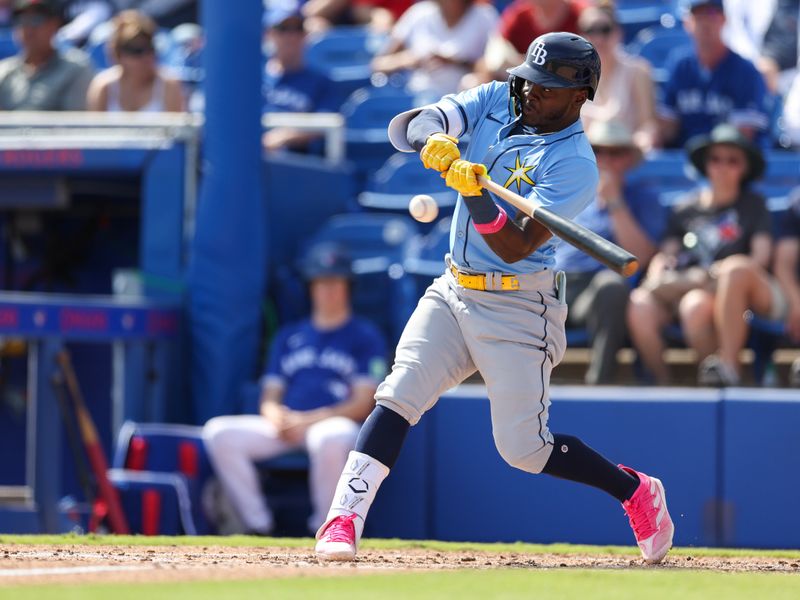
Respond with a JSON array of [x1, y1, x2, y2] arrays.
[[315, 32, 675, 563]]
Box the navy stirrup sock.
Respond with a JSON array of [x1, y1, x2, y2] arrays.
[[542, 434, 639, 502], [354, 405, 410, 469]]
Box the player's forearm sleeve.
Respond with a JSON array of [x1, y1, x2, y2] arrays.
[[407, 109, 447, 152], [465, 190, 502, 224]]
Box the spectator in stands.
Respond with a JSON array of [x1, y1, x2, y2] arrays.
[[371, 0, 499, 99], [261, 1, 338, 153], [657, 0, 770, 149], [86, 10, 184, 111], [0, 0, 14, 27], [111, 0, 197, 29], [773, 189, 800, 385], [721, 0, 775, 67], [203, 242, 387, 535], [463, 0, 588, 87], [300, 0, 414, 33], [0, 0, 94, 110], [749, 0, 798, 95], [352, 0, 415, 32], [58, 1, 113, 47], [578, 3, 657, 153], [627, 124, 781, 386], [555, 120, 664, 385]]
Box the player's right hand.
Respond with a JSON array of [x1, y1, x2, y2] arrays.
[[421, 133, 459, 172], [444, 159, 488, 197]]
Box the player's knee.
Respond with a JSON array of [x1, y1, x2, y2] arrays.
[[493, 431, 552, 474], [306, 420, 358, 457], [202, 417, 235, 455]]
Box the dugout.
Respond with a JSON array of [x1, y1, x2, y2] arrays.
[[0, 113, 198, 532]]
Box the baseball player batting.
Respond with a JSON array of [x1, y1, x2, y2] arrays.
[[315, 32, 674, 564]]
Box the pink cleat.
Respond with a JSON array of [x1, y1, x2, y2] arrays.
[[620, 465, 675, 564], [315, 513, 358, 562]]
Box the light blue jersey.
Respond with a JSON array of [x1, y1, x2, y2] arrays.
[[389, 81, 598, 274]]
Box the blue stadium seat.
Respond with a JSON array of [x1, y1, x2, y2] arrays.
[[308, 213, 420, 341], [340, 86, 418, 177], [112, 421, 214, 534], [399, 217, 451, 324], [628, 24, 692, 83], [0, 28, 18, 60], [626, 150, 695, 206], [358, 152, 457, 215], [304, 26, 387, 82], [758, 152, 800, 210]]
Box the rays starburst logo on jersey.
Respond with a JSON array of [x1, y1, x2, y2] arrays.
[[503, 152, 535, 193]]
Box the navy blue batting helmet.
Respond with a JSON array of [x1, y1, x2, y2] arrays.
[[300, 242, 353, 280], [508, 32, 601, 115]]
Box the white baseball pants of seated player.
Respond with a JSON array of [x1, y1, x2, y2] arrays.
[[203, 415, 360, 534]]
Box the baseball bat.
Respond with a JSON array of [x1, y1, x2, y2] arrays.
[[56, 349, 130, 534], [51, 371, 96, 507], [477, 176, 639, 277]]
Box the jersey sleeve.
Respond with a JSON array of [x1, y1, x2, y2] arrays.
[[387, 81, 504, 151], [628, 184, 668, 243], [751, 193, 773, 235], [727, 61, 769, 131], [657, 53, 683, 121], [260, 326, 289, 388], [351, 321, 388, 385], [776, 190, 800, 240], [522, 155, 598, 219]]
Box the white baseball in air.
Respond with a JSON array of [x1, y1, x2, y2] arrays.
[[409, 194, 439, 223]]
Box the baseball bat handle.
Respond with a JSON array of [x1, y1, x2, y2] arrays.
[[478, 176, 639, 277]]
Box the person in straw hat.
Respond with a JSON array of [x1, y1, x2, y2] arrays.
[[555, 119, 665, 384]]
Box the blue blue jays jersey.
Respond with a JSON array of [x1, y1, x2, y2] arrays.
[[659, 48, 769, 148], [390, 81, 598, 274], [262, 317, 387, 412], [263, 64, 337, 114]]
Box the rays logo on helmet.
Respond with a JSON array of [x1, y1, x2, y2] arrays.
[[529, 41, 547, 66]]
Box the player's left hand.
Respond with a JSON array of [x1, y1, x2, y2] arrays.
[[444, 159, 488, 196]]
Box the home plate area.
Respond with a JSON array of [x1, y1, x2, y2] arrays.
[[0, 544, 797, 585]]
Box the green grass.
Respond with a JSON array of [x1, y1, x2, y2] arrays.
[[2, 533, 800, 559], [3, 569, 800, 600]]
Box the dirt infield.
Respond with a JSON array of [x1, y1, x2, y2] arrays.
[[1, 544, 799, 586]]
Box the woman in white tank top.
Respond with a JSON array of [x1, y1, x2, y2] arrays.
[[578, 5, 658, 153], [87, 10, 185, 112]]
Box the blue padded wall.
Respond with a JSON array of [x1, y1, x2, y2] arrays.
[[721, 389, 800, 549], [368, 414, 432, 540], [427, 386, 720, 546]]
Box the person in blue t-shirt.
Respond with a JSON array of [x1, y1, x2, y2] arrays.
[[555, 120, 665, 384], [203, 242, 388, 535], [262, 1, 338, 153], [657, 0, 770, 149]]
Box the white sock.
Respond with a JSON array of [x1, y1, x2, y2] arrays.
[[317, 450, 390, 544]]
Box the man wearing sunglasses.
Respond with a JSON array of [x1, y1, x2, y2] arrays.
[[262, 1, 337, 154], [0, 0, 95, 110]]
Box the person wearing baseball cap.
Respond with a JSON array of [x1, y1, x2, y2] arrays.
[[202, 241, 387, 536], [0, 0, 95, 110], [262, 0, 338, 154], [555, 120, 665, 384], [657, 0, 770, 148]]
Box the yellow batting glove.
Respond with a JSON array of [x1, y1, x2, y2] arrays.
[[444, 160, 489, 197], [420, 133, 460, 172]]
